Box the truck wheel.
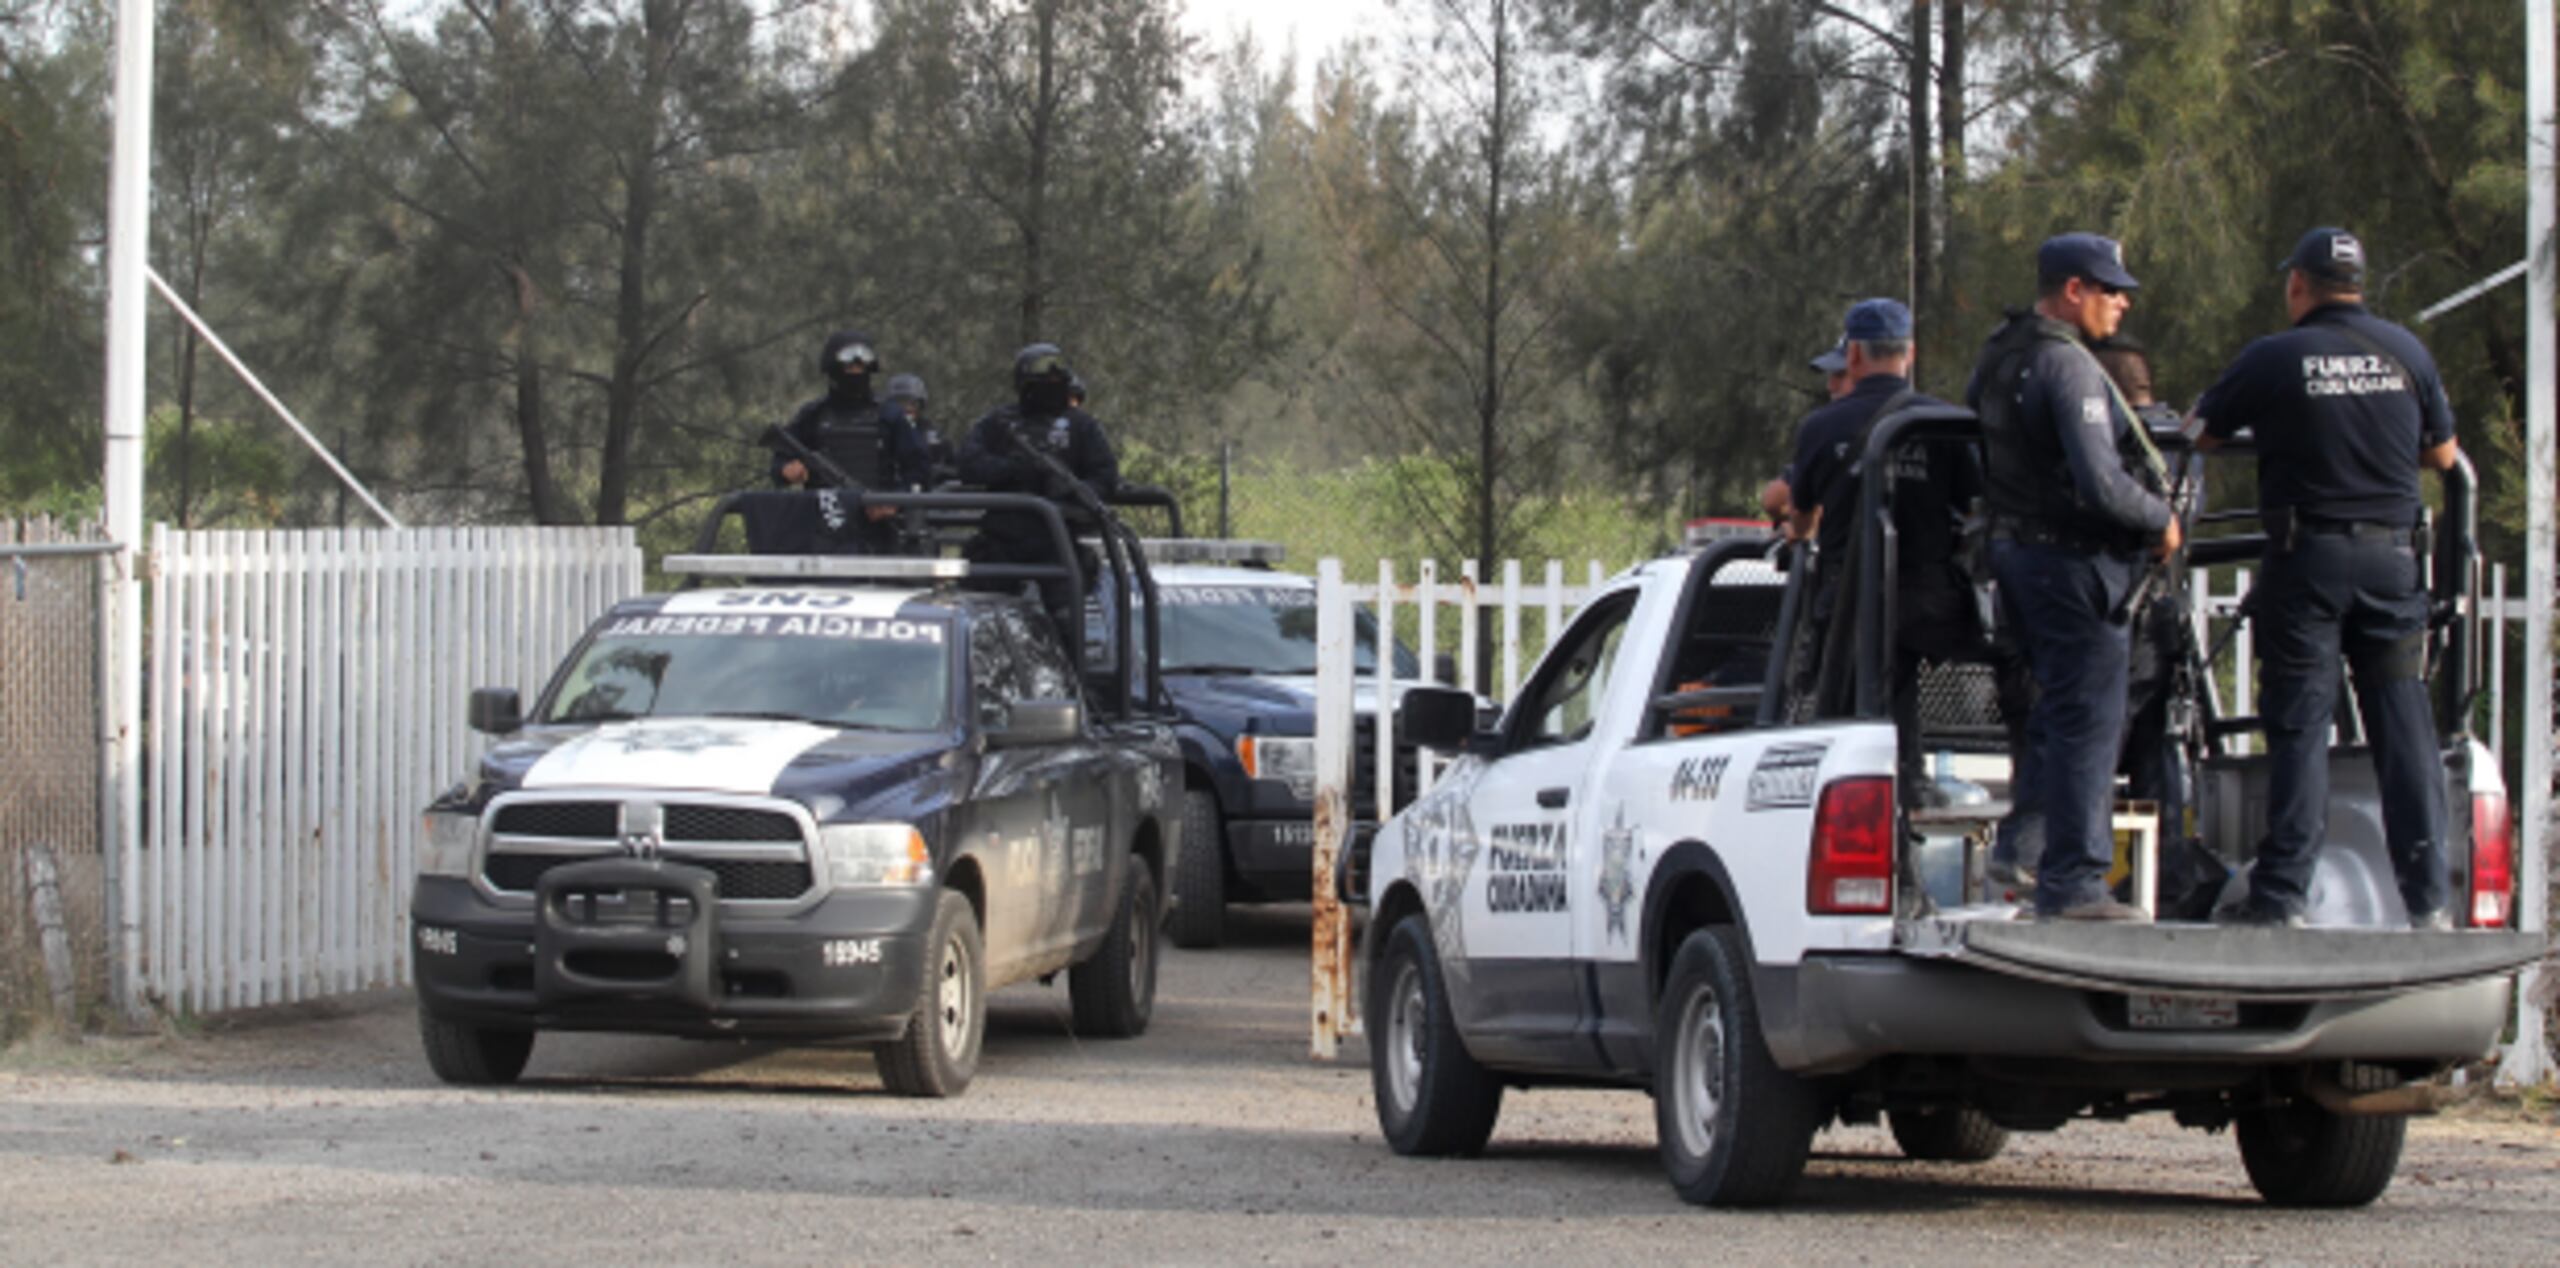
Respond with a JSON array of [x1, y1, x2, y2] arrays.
[[2236, 1065, 2407, 1207], [1167, 790, 1225, 949], [875, 891, 985, 1098], [418, 1011, 534, 1086], [1888, 1105, 2008, 1163], [1654, 926, 1824, 1207], [1070, 858, 1160, 1038], [1368, 912, 1502, 1156]]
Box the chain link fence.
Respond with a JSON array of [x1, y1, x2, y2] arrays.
[[0, 518, 109, 1041]]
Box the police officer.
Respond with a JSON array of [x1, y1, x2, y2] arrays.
[[1967, 233, 2179, 922], [1783, 300, 1991, 798], [960, 343, 1122, 633], [884, 372, 954, 485], [1760, 338, 1854, 532], [773, 330, 931, 550], [2192, 227, 2461, 929], [2091, 334, 2203, 892]]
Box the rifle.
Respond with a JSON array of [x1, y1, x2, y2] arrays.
[[2113, 432, 2196, 624], [758, 421, 862, 492]]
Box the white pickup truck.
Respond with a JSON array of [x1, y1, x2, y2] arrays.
[[1356, 406, 2541, 1208]]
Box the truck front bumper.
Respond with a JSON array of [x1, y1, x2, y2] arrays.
[[1760, 953, 2518, 1077], [411, 868, 935, 1042], [1230, 818, 1374, 899]]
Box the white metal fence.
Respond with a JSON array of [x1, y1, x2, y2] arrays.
[[140, 526, 643, 1014]]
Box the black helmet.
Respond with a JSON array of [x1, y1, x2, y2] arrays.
[[819, 329, 879, 380], [1012, 342, 1074, 393], [884, 373, 928, 404]]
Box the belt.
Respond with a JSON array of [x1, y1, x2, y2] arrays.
[[1995, 519, 2136, 557], [2296, 516, 2415, 543]]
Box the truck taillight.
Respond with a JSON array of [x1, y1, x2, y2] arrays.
[[2469, 791, 2513, 929], [1808, 776, 1894, 915]]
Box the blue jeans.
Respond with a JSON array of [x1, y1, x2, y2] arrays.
[[2251, 527, 2447, 919], [1992, 539, 2134, 912]]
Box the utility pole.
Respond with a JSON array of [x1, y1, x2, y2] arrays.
[[99, 0, 157, 1019]]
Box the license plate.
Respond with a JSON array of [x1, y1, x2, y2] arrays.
[[2126, 993, 2239, 1029]]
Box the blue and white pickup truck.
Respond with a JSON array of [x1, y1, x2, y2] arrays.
[[413, 490, 1181, 1098], [1357, 406, 2541, 1207]]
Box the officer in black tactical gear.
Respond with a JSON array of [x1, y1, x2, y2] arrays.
[[2090, 334, 2200, 882], [884, 372, 954, 485], [1966, 233, 2179, 923], [2193, 227, 2463, 930], [772, 330, 930, 550], [960, 343, 1121, 635]]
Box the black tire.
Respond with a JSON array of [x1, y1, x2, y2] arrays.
[[874, 891, 985, 1098], [1367, 913, 1503, 1156], [1071, 857, 1160, 1038], [1888, 1105, 2009, 1163], [1653, 926, 1825, 1207], [1167, 789, 1226, 949], [418, 1011, 534, 1086], [2236, 1064, 2408, 1207]]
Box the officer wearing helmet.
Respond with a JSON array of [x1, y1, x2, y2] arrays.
[[773, 330, 930, 549], [959, 343, 1121, 626], [884, 372, 954, 484]]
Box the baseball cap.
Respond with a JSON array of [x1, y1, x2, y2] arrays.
[[2279, 226, 2365, 287], [2037, 232, 2141, 291], [1842, 298, 1914, 342], [1807, 337, 1848, 374]]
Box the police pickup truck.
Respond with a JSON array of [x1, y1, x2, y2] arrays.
[[1144, 542, 1435, 948], [1358, 405, 2540, 1207], [412, 490, 1182, 1097]]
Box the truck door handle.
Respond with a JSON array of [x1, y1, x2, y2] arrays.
[[1536, 787, 1569, 809]]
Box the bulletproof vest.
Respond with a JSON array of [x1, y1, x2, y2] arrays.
[[1974, 312, 2152, 540], [812, 402, 888, 489]]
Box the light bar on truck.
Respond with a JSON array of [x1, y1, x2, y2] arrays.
[[1133, 539, 1287, 566], [662, 554, 981, 580]]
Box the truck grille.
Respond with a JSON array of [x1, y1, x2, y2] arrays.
[[1351, 724, 1420, 821], [482, 853, 815, 901], [481, 795, 817, 902]]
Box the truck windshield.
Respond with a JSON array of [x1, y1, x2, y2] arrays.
[[1160, 585, 1417, 677], [543, 611, 952, 731]]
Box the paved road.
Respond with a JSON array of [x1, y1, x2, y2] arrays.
[[4, 907, 2555, 1264]]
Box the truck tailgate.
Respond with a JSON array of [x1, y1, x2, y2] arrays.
[[1911, 921, 2543, 1001]]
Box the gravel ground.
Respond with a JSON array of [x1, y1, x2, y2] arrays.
[[3, 906, 2555, 1265]]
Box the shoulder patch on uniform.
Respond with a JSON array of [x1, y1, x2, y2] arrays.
[[2082, 397, 2108, 425]]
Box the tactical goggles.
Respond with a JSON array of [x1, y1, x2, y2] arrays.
[[829, 343, 879, 373], [1018, 350, 1073, 382]]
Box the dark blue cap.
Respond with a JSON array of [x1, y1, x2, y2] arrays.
[[2037, 232, 2140, 291], [1841, 298, 1913, 342], [2280, 226, 2365, 287], [1807, 337, 1848, 374]]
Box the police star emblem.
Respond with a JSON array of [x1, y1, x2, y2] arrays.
[[1598, 807, 1638, 943]]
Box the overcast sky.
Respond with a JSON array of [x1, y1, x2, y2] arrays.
[[1179, 0, 1375, 97]]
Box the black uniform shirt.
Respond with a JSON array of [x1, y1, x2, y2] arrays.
[[1964, 326, 2170, 544], [2195, 302, 2454, 526], [774, 393, 930, 492], [959, 404, 1121, 554], [1788, 374, 1978, 578]]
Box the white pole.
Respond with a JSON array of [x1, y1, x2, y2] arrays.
[[2500, 0, 2556, 1089], [99, 0, 156, 1021]]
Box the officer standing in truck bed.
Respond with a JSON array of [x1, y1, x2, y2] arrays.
[[2191, 227, 2463, 930]]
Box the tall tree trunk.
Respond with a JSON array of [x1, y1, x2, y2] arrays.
[[1477, 0, 1507, 578], [1936, 1, 1966, 343], [597, 0, 677, 526], [1020, 0, 1059, 347], [510, 266, 563, 523], [1905, 2, 1932, 334]]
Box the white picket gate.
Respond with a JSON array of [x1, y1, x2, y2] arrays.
[[141, 526, 643, 1014]]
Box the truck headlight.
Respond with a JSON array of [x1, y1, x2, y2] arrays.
[[420, 810, 477, 878], [1240, 735, 1318, 801], [819, 823, 932, 888]]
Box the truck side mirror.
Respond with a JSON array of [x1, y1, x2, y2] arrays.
[[991, 698, 1081, 748], [1432, 652, 1457, 685], [468, 687, 522, 736], [1400, 686, 1480, 752]]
